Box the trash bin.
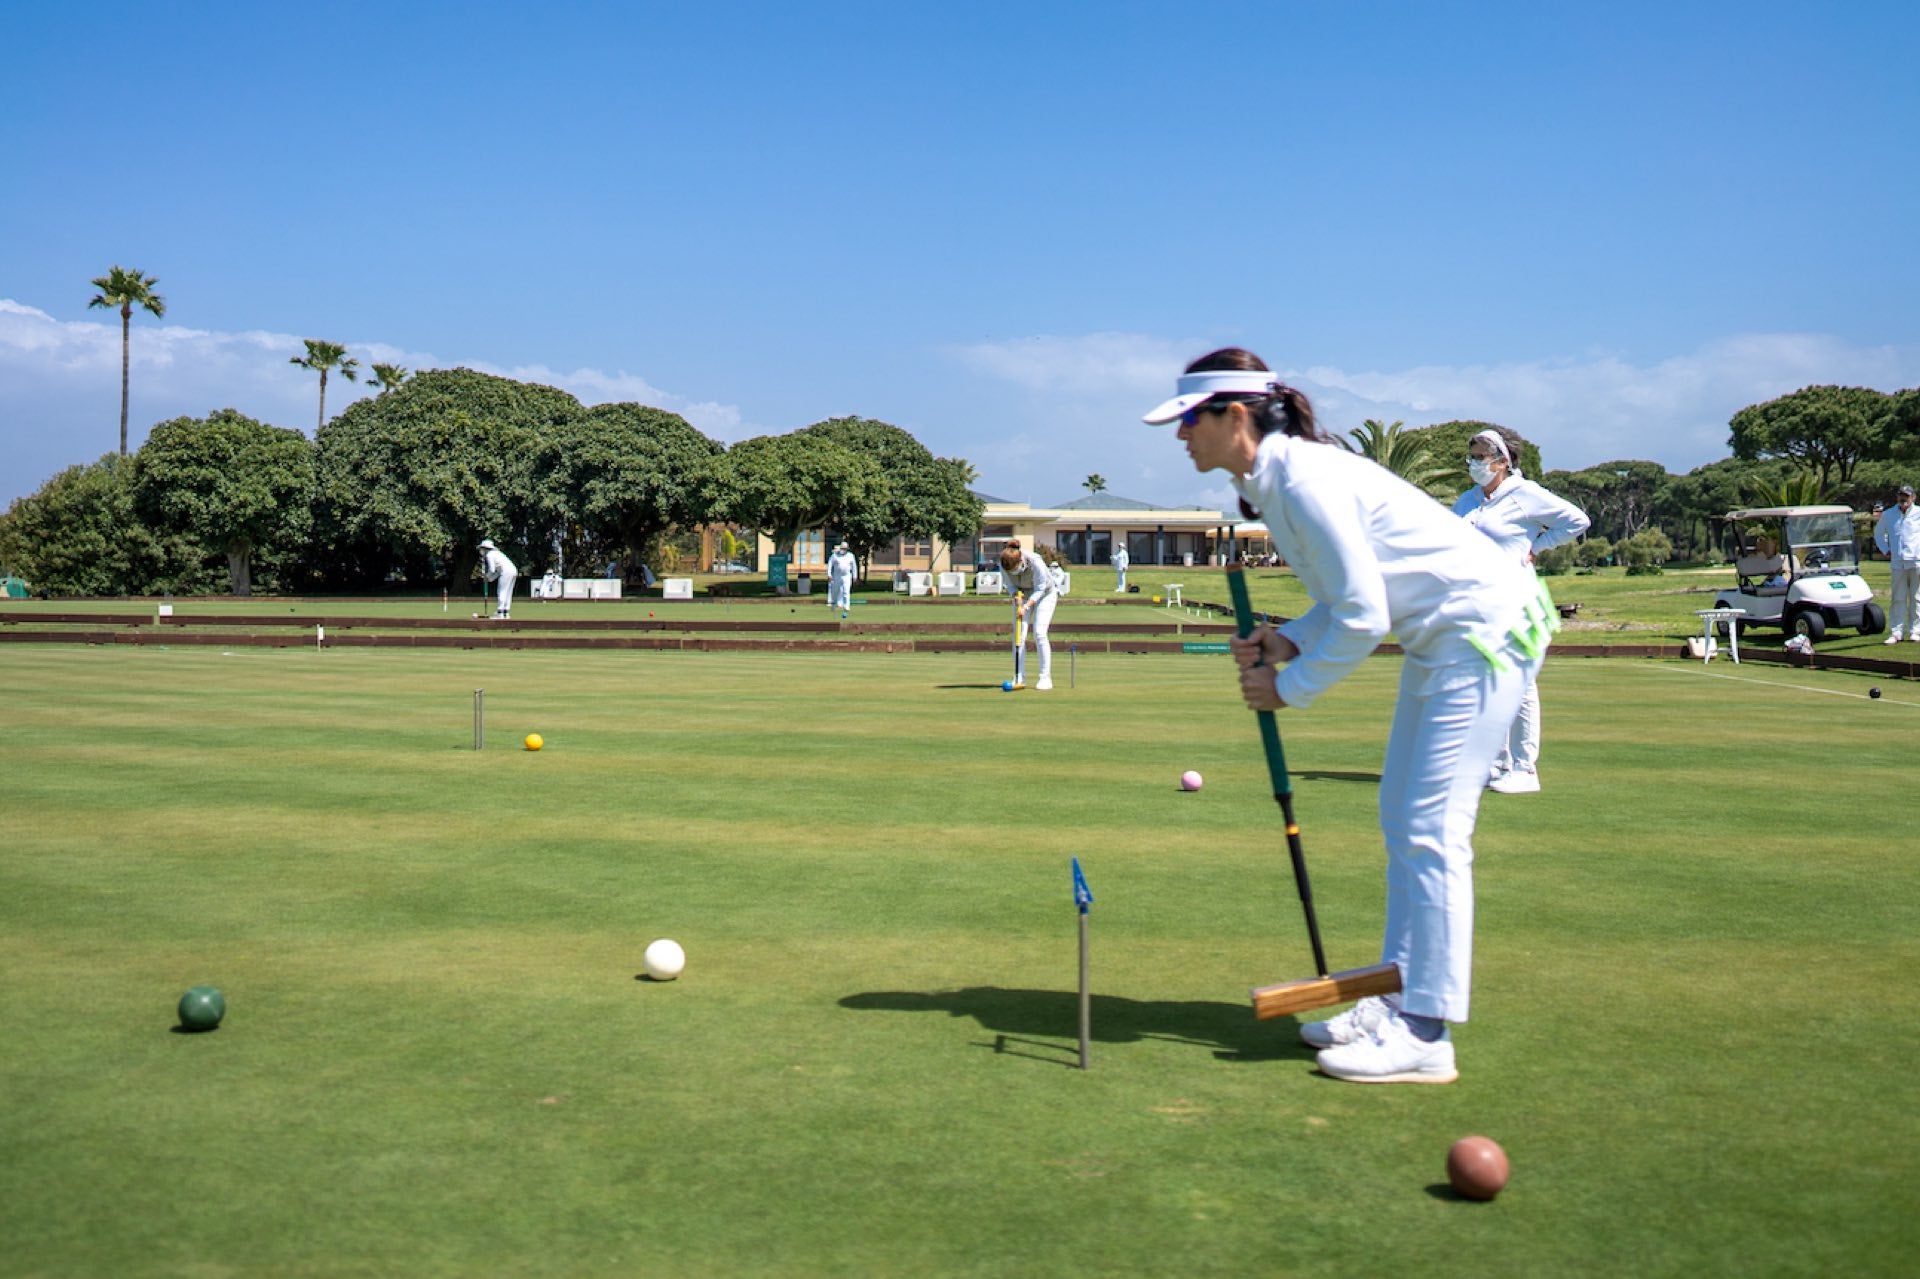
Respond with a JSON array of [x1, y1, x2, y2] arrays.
[[796, 573, 812, 595], [1182, 552, 1194, 567]]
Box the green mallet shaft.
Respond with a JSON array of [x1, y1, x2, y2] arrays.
[[1225, 565, 1329, 978]]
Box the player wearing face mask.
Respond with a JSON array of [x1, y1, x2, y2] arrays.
[[1451, 428, 1589, 794]]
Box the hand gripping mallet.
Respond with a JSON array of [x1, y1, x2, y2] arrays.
[[1224, 565, 1401, 1020]]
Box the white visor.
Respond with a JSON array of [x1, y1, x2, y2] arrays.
[[1142, 369, 1279, 424]]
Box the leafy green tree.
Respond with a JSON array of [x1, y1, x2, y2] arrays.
[[313, 368, 579, 588], [1617, 527, 1673, 570], [1729, 385, 1895, 489], [87, 266, 167, 456], [1574, 536, 1613, 568], [290, 339, 361, 430], [0, 454, 215, 596], [533, 402, 722, 578], [793, 417, 982, 576], [1083, 474, 1107, 496], [133, 409, 316, 596], [1742, 469, 1832, 510], [369, 363, 411, 393], [1658, 457, 1781, 560], [702, 431, 879, 561], [1340, 419, 1453, 496], [1540, 460, 1670, 544]]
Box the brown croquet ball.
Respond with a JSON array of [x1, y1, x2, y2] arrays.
[[1447, 1135, 1510, 1201]]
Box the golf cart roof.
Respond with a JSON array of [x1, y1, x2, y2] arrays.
[[1721, 506, 1855, 521]]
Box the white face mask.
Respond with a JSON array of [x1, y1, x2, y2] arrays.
[[1468, 458, 1499, 487]]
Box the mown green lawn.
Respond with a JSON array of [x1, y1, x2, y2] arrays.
[[2, 642, 1914, 1276]]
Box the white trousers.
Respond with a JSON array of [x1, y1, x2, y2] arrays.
[[1018, 592, 1058, 679], [827, 576, 852, 610], [1891, 564, 1920, 636], [494, 570, 517, 617], [1377, 650, 1536, 1023], [1493, 675, 1543, 774]]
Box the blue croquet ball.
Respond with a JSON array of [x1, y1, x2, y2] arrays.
[[178, 985, 226, 1032], [1002, 680, 1014, 692]]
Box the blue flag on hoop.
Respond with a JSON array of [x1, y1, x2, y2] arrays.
[[1071, 857, 1093, 915]]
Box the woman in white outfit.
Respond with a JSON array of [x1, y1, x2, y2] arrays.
[[1452, 426, 1589, 794], [826, 541, 859, 616], [478, 539, 517, 619], [1146, 348, 1555, 1085], [999, 539, 1058, 691]]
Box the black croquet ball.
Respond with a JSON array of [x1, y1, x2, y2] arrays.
[[1870, 687, 1882, 699], [177, 986, 226, 1031]]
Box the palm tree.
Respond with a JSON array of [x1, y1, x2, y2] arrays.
[[1339, 419, 1451, 495], [1083, 474, 1107, 496], [88, 266, 166, 455], [369, 363, 410, 394], [1744, 470, 1831, 508], [290, 339, 360, 429]]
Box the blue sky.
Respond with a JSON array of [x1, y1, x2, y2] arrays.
[[4, 1, 1917, 513]]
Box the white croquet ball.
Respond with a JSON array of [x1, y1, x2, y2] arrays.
[[1180, 770, 1203, 792], [643, 938, 686, 981]]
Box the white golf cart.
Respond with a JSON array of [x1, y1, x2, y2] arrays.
[[1714, 505, 1884, 642]]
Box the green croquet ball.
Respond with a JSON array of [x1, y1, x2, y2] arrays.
[[178, 986, 226, 1032]]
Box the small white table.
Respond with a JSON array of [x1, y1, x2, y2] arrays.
[[1164, 583, 1184, 608], [1694, 608, 1745, 664]]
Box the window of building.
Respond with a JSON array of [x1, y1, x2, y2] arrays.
[[793, 530, 824, 568]]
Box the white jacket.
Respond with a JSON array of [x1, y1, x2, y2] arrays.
[[1875, 505, 1920, 566], [827, 549, 859, 581], [1232, 434, 1537, 709], [1002, 551, 1057, 605], [1113, 545, 1130, 570], [481, 547, 518, 581], [1452, 476, 1590, 563]]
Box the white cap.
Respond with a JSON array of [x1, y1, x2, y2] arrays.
[[1142, 369, 1279, 425], [478, 539, 495, 550]]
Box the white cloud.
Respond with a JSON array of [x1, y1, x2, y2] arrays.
[[0, 301, 752, 505], [947, 330, 1920, 504]]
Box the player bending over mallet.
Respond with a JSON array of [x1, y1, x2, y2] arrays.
[[1144, 348, 1558, 1084]]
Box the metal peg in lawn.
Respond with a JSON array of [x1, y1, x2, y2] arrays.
[[1223, 565, 1401, 1020], [473, 688, 484, 751], [1072, 857, 1094, 1069]]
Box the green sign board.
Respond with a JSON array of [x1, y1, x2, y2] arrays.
[[1181, 642, 1231, 654], [767, 554, 790, 590]]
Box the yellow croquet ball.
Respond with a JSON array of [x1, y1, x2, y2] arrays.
[[524, 733, 544, 751], [1151, 595, 1162, 604]]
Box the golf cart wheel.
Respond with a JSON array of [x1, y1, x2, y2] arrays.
[[1860, 603, 1886, 636], [1791, 610, 1827, 642]]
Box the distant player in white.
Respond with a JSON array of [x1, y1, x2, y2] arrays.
[[479, 538, 517, 619], [826, 541, 859, 617], [998, 539, 1058, 690], [1112, 540, 1130, 593], [1452, 426, 1590, 794], [1147, 348, 1553, 1085], [1875, 484, 1920, 642]]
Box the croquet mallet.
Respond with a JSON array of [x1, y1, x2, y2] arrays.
[[1224, 564, 1401, 1020]]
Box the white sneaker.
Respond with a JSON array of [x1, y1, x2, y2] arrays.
[[1035, 675, 1053, 690], [1885, 632, 1903, 645], [1486, 766, 1509, 789], [1298, 993, 1398, 1049], [1488, 768, 1540, 794], [1317, 1012, 1458, 1084]]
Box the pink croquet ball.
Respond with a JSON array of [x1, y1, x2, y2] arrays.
[[1180, 770, 1203, 792]]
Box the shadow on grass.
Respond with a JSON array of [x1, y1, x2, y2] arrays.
[[934, 684, 1015, 691], [1296, 770, 1381, 784], [839, 987, 1312, 1065]]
